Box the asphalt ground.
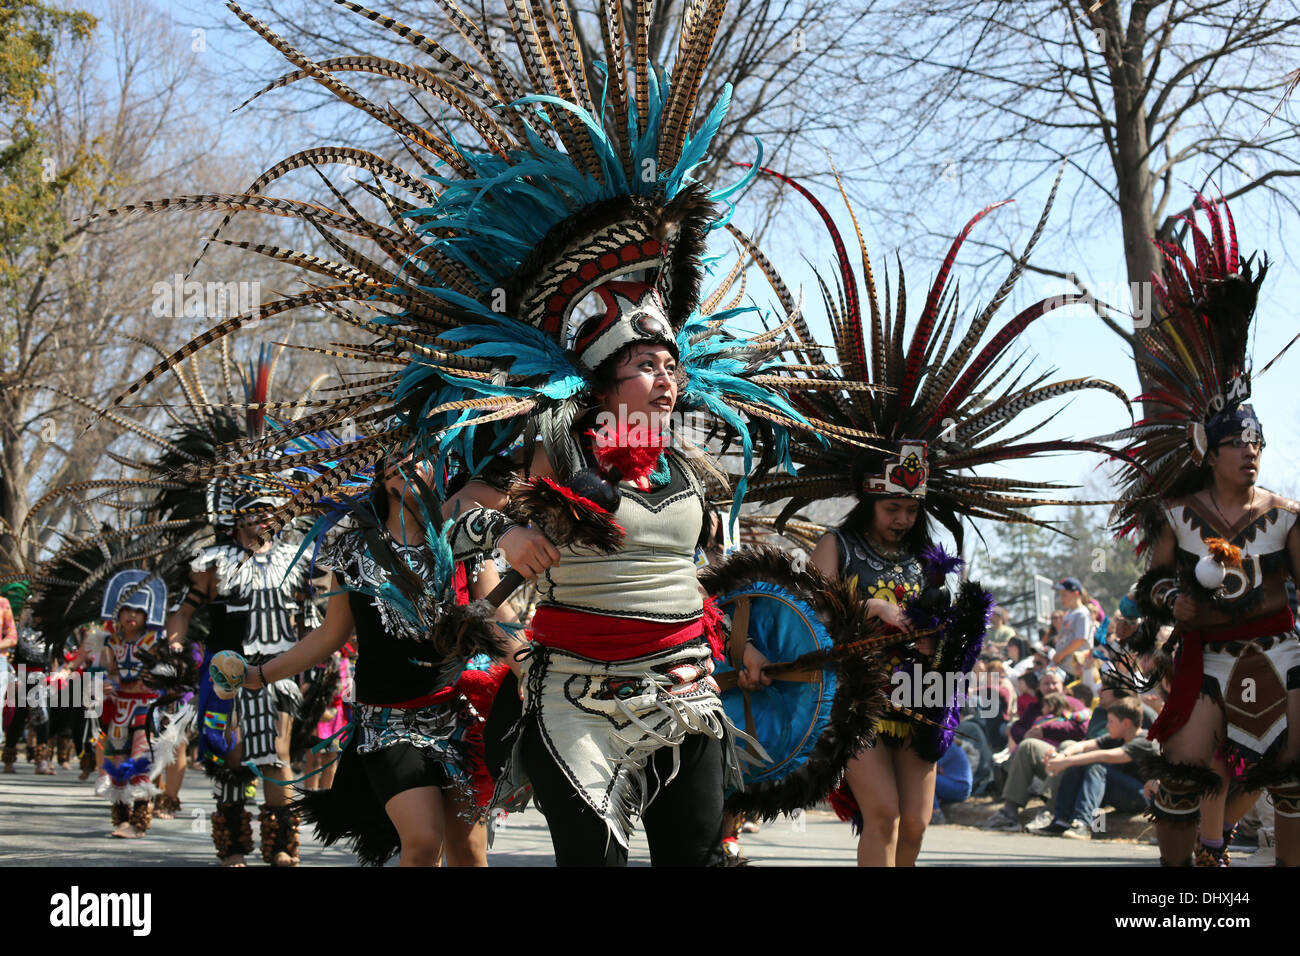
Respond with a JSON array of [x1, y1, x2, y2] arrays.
[[0, 763, 1223, 867]]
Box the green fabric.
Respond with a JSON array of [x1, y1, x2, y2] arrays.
[[0, 580, 29, 616]]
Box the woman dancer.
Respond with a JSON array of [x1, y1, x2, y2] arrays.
[[232, 458, 518, 866]]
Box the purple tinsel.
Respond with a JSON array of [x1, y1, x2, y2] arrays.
[[936, 705, 961, 754], [920, 543, 964, 583], [961, 587, 996, 674]]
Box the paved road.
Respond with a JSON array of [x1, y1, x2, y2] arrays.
[[0, 768, 1272, 866]]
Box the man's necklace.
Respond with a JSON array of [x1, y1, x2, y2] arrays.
[[1208, 485, 1255, 535]]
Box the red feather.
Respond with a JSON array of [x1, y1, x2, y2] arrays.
[[901, 201, 1010, 405], [537, 477, 618, 521], [1196, 193, 1229, 277], [1184, 216, 1218, 282], [1222, 199, 1240, 272], [589, 424, 665, 482], [828, 781, 861, 832], [742, 164, 867, 381], [701, 596, 726, 662], [923, 297, 1069, 432]]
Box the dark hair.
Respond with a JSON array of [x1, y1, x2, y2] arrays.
[[839, 496, 933, 554], [1020, 671, 1039, 693], [1006, 636, 1030, 662], [698, 502, 725, 556], [368, 455, 392, 523]]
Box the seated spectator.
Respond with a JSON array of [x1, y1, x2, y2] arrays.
[[932, 739, 973, 824], [1009, 668, 1083, 748], [1025, 695, 1154, 839], [981, 671, 1089, 832], [1006, 642, 1038, 681], [1014, 670, 1039, 718], [956, 657, 1014, 797], [989, 607, 1016, 645], [1004, 635, 1031, 669], [1024, 692, 1090, 748], [974, 656, 1015, 750], [956, 714, 995, 797], [1085, 682, 1158, 737]]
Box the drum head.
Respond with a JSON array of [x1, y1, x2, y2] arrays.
[[714, 582, 837, 785]]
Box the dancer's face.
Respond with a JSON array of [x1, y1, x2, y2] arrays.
[[117, 608, 146, 635], [235, 513, 272, 552], [382, 457, 432, 509], [601, 345, 678, 432], [870, 498, 919, 545], [1208, 438, 1261, 489]]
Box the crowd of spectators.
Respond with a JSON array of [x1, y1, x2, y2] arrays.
[[933, 576, 1162, 840]]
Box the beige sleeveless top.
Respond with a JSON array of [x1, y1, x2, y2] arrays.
[[534, 452, 705, 622]]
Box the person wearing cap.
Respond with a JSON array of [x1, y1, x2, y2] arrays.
[[1052, 577, 1096, 676], [1101, 202, 1300, 866]]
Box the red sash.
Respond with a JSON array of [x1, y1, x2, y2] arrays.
[[1149, 607, 1295, 743], [529, 605, 708, 662]]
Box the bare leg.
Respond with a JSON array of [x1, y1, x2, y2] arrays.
[[260, 713, 294, 807], [1198, 759, 1231, 845], [317, 751, 338, 791], [1224, 789, 1261, 829], [845, 744, 900, 867], [893, 745, 937, 867], [384, 786, 447, 867], [441, 789, 488, 867], [1157, 695, 1223, 866], [301, 750, 321, 792]]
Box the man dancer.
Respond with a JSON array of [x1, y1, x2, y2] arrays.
[[168, 502, 311, 866], [1108, 197, 1300, 866]]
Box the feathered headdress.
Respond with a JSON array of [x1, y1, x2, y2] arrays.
[[737, 167, 1133, 545], [1103, 195, 1267, 549], [20, 335, 369, 641], [97, 0, 865, 533]]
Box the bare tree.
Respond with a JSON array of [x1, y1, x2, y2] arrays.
[[0, 0, 325, 565], [841, 0, 1300, 350]]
